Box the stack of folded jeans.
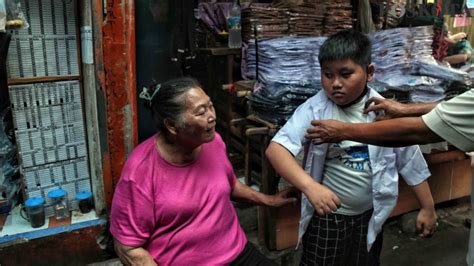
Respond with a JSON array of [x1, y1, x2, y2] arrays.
[[249, 80, 323, 125]]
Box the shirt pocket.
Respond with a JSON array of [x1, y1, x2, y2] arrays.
[[372, 153, 398, 198]]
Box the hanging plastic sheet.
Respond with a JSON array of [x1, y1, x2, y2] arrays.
[[0, 108, 20, 212]]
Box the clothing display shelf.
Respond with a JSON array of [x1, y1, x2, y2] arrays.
[[6, 0, 79, 80], [9, 81, 91, 217]]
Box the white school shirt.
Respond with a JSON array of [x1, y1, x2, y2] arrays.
[[271, 88, 431, 251]]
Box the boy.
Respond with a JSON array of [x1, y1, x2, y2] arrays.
[[266, 30, 437, 265]]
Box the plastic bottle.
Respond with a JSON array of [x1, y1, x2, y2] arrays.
[[228, 0, 242, 48]]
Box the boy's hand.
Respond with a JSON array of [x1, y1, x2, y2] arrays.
[[304, 182, 341, 216], [416, 207, 438, 237]]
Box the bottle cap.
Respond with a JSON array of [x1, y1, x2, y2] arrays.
[[47, 188, 67, 199], [76, 191, 93, 200], [25, 197, 45, 207]]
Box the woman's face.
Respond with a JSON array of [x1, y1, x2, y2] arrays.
[[176, 87, 216, 145]]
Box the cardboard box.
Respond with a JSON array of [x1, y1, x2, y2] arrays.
[[391, 155, 472, 217], [258, 199, 300, 251]]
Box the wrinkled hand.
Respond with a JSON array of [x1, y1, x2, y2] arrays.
[[416, 208, 438, 238], [265, 187, 298, 207], [364, 97, 407, 121], [305, 182, 341, 216], [305, 120, 348, 145]]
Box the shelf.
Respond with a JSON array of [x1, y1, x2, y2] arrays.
[[0, 206, 106, 245], [8, 76, 81, 85], [196, 47, 241, 56]]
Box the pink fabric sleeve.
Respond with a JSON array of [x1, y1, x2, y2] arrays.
[[110, 175, 155, 247]]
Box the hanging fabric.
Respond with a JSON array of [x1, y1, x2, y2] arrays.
[[0, 32, 11, 110], [170, 0, 197, 75]]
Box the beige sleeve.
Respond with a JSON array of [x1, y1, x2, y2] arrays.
[[421, 89, 474, 152]]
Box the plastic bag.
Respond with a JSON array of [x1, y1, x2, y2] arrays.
[[0, 108, 19, 211], [5, 0, 29, 30], [0, 0, 6, 32]]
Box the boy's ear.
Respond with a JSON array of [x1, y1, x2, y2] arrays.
[[366, 63, 375, 82]]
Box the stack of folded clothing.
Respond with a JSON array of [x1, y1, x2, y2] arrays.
[[409, 84, 446, 103], [241, 5, 289, 43], [288, 1, 325, 36], [323, 0, 353, 36], [370, 26, 433, 84], [369, 26, 470, 103], [244, 36, 326, 125], [249, 80, 323, 125], [444, 81, 470, 100], [368, 82, 411, 103]]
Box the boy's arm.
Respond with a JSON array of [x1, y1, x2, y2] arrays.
[[395, 145, 437, 237], [409, 181, 437, 237], [265, 142, 340, 215]]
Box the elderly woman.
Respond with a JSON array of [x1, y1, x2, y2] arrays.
[[110, 77, 295, 265]]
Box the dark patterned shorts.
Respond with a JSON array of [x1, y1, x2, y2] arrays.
[[300, 209, 383, 266]]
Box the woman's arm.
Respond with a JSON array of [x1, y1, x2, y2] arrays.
[[114, 239, 157, 266], [231, 178, 297, 207]]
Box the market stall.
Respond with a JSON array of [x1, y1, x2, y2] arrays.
[[0, 0, 105, 246], [198, 0, 474, 251]]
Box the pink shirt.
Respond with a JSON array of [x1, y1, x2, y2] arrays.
[[110, 133, 247, 265]]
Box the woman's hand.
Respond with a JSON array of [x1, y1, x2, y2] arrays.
[[416, 207, 438, 238], [264, 187, 298, 207]]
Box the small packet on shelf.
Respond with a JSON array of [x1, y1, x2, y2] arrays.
[[5, 0, 29, 30], [0, 0, 6, 32]]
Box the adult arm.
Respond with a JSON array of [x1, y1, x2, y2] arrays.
[[265, 142, 340, 215], [364, 97, 438, 120], [449, 32, 467, 42], [114, 239, 157, 266], [409, 181, 437, 237], [231, 179, 297, 207], [305, 117, 443, 147]]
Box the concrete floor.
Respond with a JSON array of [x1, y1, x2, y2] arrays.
[[380, 200, 470, 266], [240, 198, 472, 266], [2, 159, 472, 266]]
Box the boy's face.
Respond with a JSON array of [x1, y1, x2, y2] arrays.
[[321, 59, 374, 106]]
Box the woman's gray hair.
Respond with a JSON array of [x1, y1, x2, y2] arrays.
[[143, 77, 201, 132]]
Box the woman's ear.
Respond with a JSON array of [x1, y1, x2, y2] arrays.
[[366, 63, 375, 82], [164, 119, 178, 136]]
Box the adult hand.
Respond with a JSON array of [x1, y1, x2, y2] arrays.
[[450, 32, 467, 41], [265, 187, 298, 207], [305, 119, 348, 144], [416, 207, 438, 238], [304, 182, 341, 216], [364, 97, 407, 121]]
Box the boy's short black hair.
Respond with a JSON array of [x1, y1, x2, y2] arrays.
[[318, 29, 372, 67]]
